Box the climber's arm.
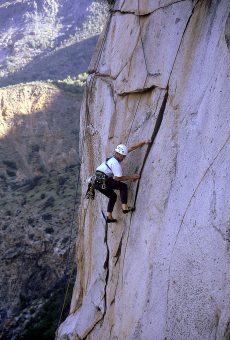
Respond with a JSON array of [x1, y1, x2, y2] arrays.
[[114, 174, 140, 181], [128, 139, 151, 153]]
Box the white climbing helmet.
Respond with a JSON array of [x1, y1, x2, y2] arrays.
[[115, 144, 128, 156]]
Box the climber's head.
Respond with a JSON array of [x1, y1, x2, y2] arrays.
[[114, 144, 128, 161], [115, 144, 128, 156]]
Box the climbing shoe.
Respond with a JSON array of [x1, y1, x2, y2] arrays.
[[122, 207, 135, 214], [106, 218, 117, 223]]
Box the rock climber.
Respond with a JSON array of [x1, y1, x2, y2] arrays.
[[94, 140, 151, 223]]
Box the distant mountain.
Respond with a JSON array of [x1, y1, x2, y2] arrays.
[[0, 0, 109, 86]]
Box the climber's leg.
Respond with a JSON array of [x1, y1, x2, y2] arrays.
[[96, 185, 117, 222], [105, 178, 135, 213], [105, 178, 127, 202]]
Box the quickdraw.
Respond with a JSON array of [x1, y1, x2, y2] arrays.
[[85, 182, 95, 200], [93, 171, 108, 190], [85, 171, 109, 200]]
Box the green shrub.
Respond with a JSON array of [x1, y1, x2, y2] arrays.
[[107, 0, 115, 6], [3, 160, 17, 169], [31, 144, 40, 152], [27, 217, 35, 225], [58, 176, 67, 186], [21, 196, 27, 206], [0, 174, 6, 180], [21, 282, 74, 340], [45, 227, 54, 234], [42, 213, 52, 221], [6, 169, 16, 177], [23, 176, 43, 192], [43, 196, 55, 209]]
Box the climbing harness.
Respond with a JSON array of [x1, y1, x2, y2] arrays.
[[94, 171, 108, 189], [85, 171, 108, 199], [85, 157, 113, 199]]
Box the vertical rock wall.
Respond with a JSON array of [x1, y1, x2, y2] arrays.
[[58, 0, 230, 339]]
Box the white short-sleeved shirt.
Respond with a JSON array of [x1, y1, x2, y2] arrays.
[[96, 157, 122, 177]]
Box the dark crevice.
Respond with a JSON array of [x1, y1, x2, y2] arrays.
[[119, 84, 167, 97], [225, 13, 230, 50], [211, 224, 226, 241], [214, 312, 220, 340], [97, 215, 110, 334], [82, 317, 103, 340], [168, 1, 198, 82], [139, 0, 189, 17], [114, 237, 123, 265], [112, 9, 151, 17], [76, 216, 110, 340], [121, 88, 169, 284], [133, 88, 169, 206], [103, 226, 109, 270], [80, 301, 106, 339], [224, 318, 230, 340], [104, 227, 110, 313], [112, 0, 188, 17], [111, 9, 141, 16], [101, 210, 110, 313]]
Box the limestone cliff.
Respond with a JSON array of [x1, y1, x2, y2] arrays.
[[58, 0, 230, 339]]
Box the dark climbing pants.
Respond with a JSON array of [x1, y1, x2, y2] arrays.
[[95, 177, 128, 213]]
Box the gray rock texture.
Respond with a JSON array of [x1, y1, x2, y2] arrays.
[[58, 0, 230, 339]]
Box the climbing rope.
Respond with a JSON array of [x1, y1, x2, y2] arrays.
[[63, 166, 80, 278], [56, 199, 90, 333], [56, 5, 115, 332]]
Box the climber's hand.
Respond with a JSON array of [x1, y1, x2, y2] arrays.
[[143, 139, 152, 145], [131, 174, 140, 181]]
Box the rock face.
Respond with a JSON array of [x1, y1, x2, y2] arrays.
[[58, 1, 230, 339]]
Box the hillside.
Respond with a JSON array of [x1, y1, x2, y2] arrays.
[[0, 0, 109, 86], [0, 82, 83, 338]]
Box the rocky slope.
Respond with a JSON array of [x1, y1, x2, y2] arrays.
[[0, 82, 82, 337], [0, 0, 109, 86], [57, 0, 230, 339], [0, 83, 81, 177]]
